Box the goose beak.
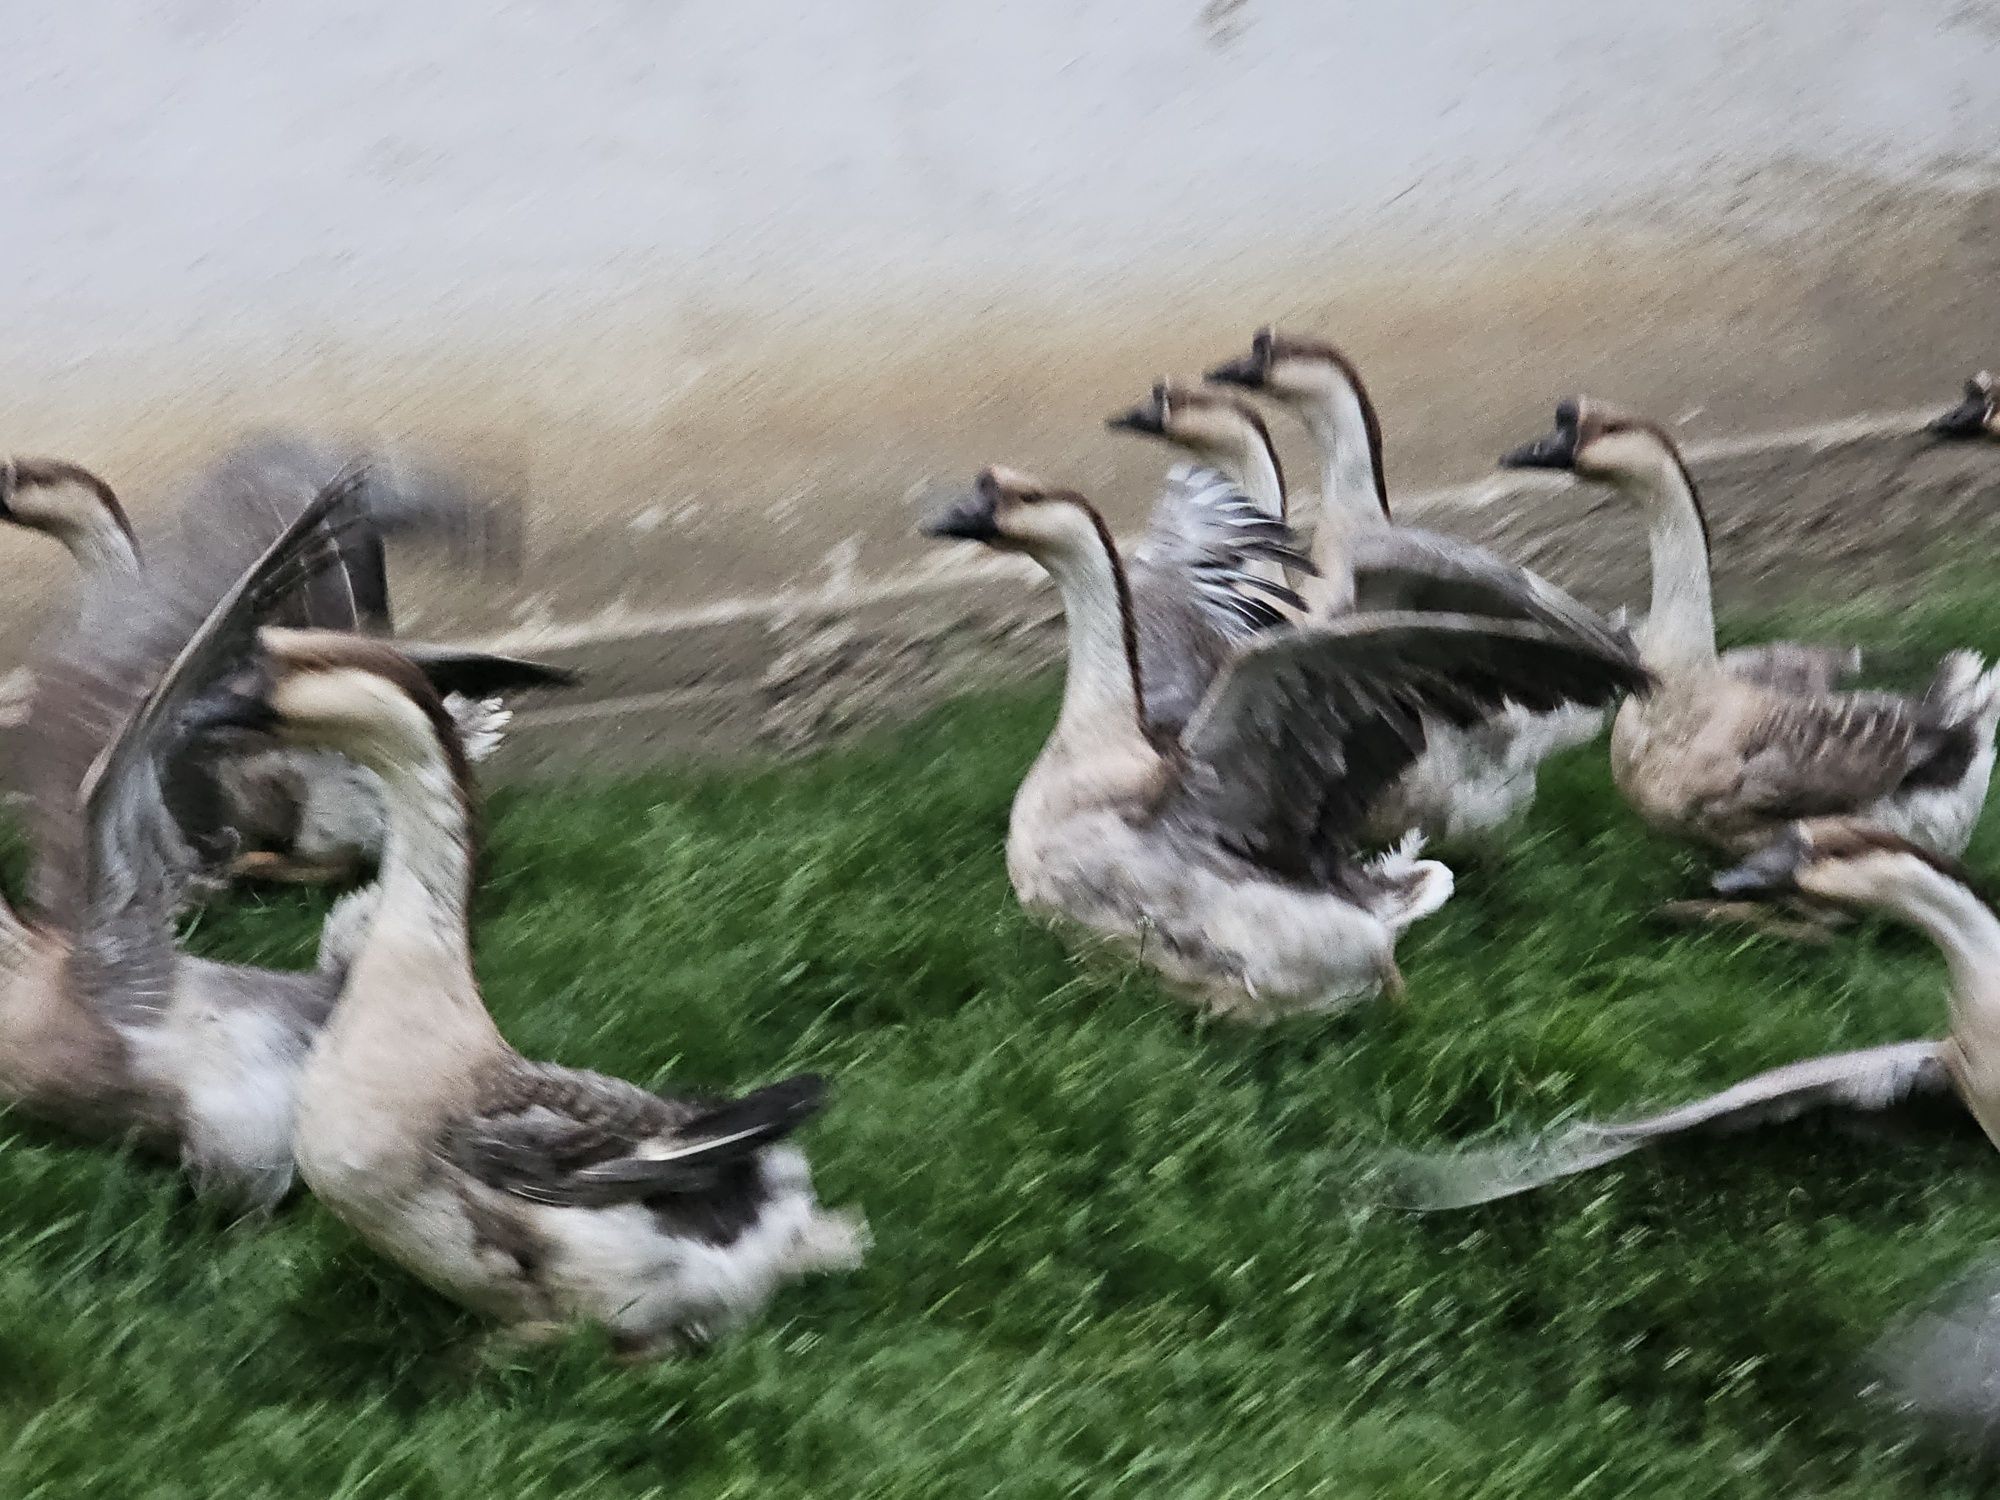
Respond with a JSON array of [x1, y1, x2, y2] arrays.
[[1204, 352, 1267, 390], [1928, 385, 1992, 441], [180, 687, 280, 738], [1498, 428, 1578, 471], [1104, 403, 1165, 436], [1711, 830, 1808, 897], [922, 490, 1000, 543]]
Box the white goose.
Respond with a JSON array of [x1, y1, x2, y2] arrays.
[[1122, 354, 1625, 846], [923, 467, 1648, 1019], [181, 623, 864, 1357]]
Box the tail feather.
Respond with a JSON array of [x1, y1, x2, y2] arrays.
[[1364, 833, 1454, 930], [1924, 650, 2000, 730], [1379, 1123, 1649, 1211], [1868, 1260, 2000, 1456]]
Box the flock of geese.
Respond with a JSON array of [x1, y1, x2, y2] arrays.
[[1, 345, 2000, 1395]]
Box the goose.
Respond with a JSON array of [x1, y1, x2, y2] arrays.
[[1203, 331, 1870, 696], [181, 624, 864, 1357], [1500, 398, 2000, 859], [1098, 391, 1312, 735], [0, 441, 568, 890], [1928, 370, 1999, 441], [922, 466, 1649, 1019], [0, 469, 408, 1211], [1385, 819, 1997, 1211], [1123, 350, 1624, 846]]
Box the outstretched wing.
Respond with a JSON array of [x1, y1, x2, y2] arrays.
[[1382, 1040, 1948, 1211], [31, 469, 381, 1018], [1128, 465, 1312, 736], [1170, 612, 1650, 880], [1348, 526, 1632, 665]]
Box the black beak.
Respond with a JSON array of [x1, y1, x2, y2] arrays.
[[922, 489, 1000, 543], [1498, 428, 1579, 471], [1927, 385, 1992, 441], [1204, 353, 1267, 390], [180, 687, 279, 739], [1711, 828, 1808, 898], [1105, 403, 1164, 436], [396, 646, 581, 698]]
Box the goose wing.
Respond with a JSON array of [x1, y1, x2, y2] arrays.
[[1347, 527, 1631, 661], [442, 1065, 828, 1209], [1719, 641, 1864, 695], [1732, 689, 1962, 822], [1128, 465, 1311, 735], [1384, 1040, 1947, 1210], [27, 468, 383, 1018], [1170, 611, 1649, 878]]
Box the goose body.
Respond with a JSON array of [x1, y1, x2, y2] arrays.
[[1502, 399, 2000, 857], [1203, 334, 1624, 845], [187, 629, 861, 1354], [926, 468, 1648, 1020], [1, 442, 562, 890]]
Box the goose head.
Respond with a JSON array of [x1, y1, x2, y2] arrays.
[[1928, 373, 1999, 442], [1711, 819, 1977, 909], [0, 458, 137, 567], [1105, 382, 1282, 476], [1205, 327, 1367, 406], [1498, 398, 1685, 486], [187, 628, 470, 784], [922, 466, 1114, 566]]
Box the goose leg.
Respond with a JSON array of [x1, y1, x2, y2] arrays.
[[1652, 896, 1847, 946]]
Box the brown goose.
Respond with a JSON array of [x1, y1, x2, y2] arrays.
[[0, 440, 569, 889], [182, 625, 863, 1357], [922, 467, 1648, 1019], [1387, 820, 1998, 1211], [1500, 399, 2000, 858]]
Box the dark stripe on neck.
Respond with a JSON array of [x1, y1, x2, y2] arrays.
[[1079, 502, 1148, 732], [1235, 405, 1287, 520], [1323, 352, 1391, 521], [15, 458, 138, 553], [1629, 421, 1710, 564]]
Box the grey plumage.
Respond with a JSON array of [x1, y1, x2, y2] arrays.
[[1384, 1040, 1948, 1211], [1128, 464, 1312, 736], [1169, 611, 1652, 886]]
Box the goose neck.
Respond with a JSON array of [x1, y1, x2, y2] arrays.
[[1039, 532, 1152, 756], [1620, 453, 1716, 669]]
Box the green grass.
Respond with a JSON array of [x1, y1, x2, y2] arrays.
[[9, 582, 2000, 1497]]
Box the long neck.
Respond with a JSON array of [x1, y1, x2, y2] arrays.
[[356, 740, 476, 972], [1217, 434, 1287, 523], [1877, 870, 2000, 1037], [1298, 382, 1390, 537], [49, 510, 141, 576], [1039, 531, 1152, 755], [1621, 451, 1716, 669]]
